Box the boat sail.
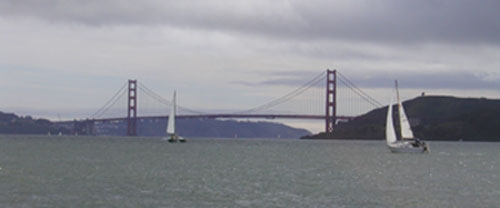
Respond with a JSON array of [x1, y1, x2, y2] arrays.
[[386, 97, 398, 145], [396, 80, 414, 139], [166, 91, 186, 143], [386, 81, 428, 153]]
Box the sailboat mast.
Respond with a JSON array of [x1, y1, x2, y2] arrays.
[[395, 80, 400, 104], [173, 91, 176, 135], [395, 80, 401, 140]]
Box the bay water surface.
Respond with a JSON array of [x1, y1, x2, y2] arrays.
[[0, 135, 499, 207]]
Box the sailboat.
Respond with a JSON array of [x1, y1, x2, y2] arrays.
[[386, 81, 429, 153], [165, 91, 186, 143]]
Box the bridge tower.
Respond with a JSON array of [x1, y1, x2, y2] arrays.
[[325, 69, 336, 133], [127, 80, 137, 136]]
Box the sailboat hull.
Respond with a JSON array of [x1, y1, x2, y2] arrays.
[[166, 134, 178, 142], [387, 141, 429, 153], [389, 146, 427, 153]]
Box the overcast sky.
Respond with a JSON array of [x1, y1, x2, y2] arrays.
[[1, 0, 499, 128]]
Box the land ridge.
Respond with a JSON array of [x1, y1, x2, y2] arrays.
[[0, 111, 310, 138], [303, 95, 500, 141]]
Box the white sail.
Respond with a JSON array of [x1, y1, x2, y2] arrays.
[[166, 91, 176, 135], [398, 102, 415, 139], [395, 80, 415, 139], [386, 98, 398, 145]]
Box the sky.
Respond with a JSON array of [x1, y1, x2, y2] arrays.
[[1, 0, 499, 132]]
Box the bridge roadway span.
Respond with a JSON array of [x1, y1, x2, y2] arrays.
[[56, 114, 354, 124]]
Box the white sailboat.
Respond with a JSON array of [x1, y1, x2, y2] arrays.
[[165, 91, 186, 143], [386, 81, 429, 153]]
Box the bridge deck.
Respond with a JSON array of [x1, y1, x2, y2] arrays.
[[55, 114, 354, 124]]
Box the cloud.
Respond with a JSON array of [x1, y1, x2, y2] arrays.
[[242, 70, 500, 90], [1, 0, 499, 44], [1, 0, 500, 118], [345, 71, 500, 90]]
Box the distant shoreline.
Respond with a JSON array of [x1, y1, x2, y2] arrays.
[[1, 134, 499, 143]]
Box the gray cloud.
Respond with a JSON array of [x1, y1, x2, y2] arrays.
[[256, 70, 500, 90], [232, 69, 326, 87], [1, 0, 500, 115], [1, 0, 499, 44], [345, 71, 500, 90]]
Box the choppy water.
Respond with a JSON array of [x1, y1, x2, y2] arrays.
[[0, 135, 499, 207]]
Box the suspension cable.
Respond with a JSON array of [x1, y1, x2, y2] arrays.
[[235, 71, 327, 114], [138, 83, 207, 115], [337, 72, 382, 107], [91, 82, 128, 118], [94, 90, 127, 119]]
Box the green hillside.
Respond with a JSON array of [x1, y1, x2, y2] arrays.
[[303, 96, 500, 141]]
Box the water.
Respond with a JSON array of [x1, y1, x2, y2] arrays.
[[0, 135, 499, 207]]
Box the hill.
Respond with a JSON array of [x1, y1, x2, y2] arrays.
[[0, 111, 69, 135], [302, 96, 500, 141], [1, 111, 310, 138]]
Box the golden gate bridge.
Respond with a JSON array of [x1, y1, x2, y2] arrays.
[[56, 69, 382, 136]]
